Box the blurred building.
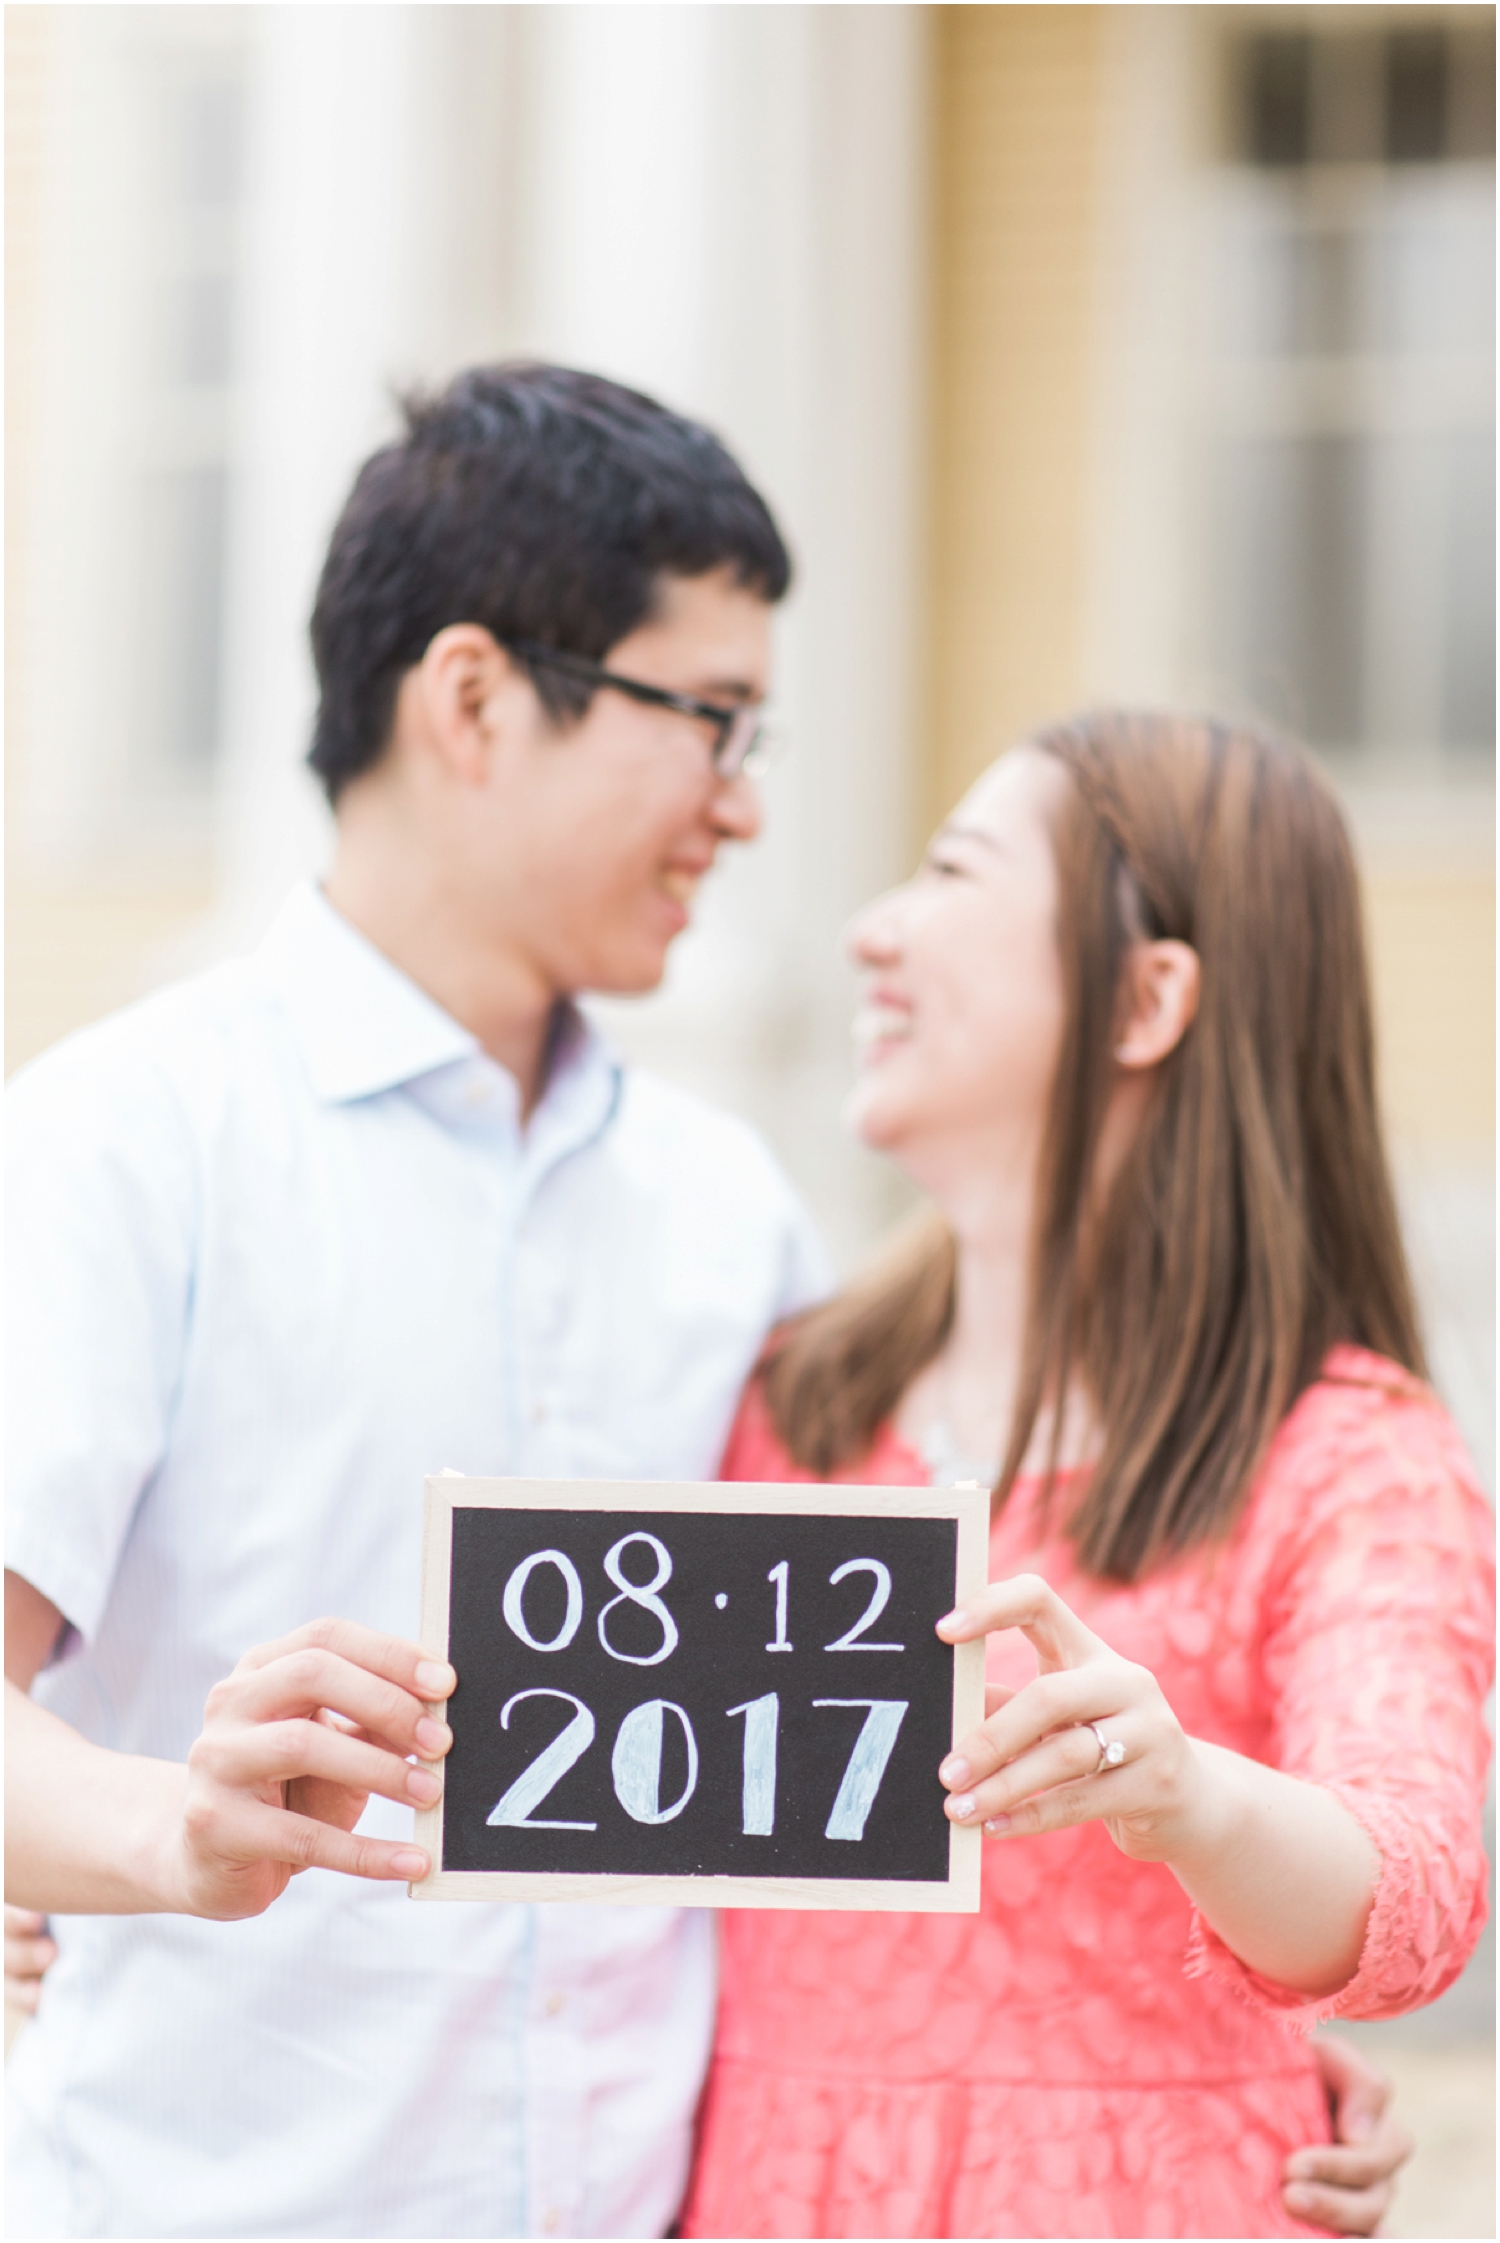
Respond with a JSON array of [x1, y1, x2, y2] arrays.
[[6, 0, 1493, 1407], [4, 8, 1495, 2226], [9, 0, 1493, 1415]]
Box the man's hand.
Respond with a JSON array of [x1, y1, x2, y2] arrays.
[[4, 1905, 55, 2014], [1282, 2034, 1413, 2234], [170, 1617, 456, 1918], [7, 1574, 457, 1922]]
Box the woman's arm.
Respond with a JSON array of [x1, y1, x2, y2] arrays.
[[937, 1574, 1378, 1996], [1152, 1741, 1377, 1995]]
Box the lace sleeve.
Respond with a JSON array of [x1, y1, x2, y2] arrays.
[[1186, 1378, 1494, 2028]]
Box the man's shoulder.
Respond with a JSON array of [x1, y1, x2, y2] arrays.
[[6, 953, 282, 1143], [612, 1067, 796, 1203], [607, 1066, 831, 1310]]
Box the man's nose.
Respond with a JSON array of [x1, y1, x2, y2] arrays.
[[710, 770, 764, 843]]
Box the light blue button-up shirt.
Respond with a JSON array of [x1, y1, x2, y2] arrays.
[[5, 884, 829, 2240]]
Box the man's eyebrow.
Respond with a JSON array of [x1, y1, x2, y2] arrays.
[[693, 677, 759, 704]]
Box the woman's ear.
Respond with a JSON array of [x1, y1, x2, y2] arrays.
[[1113, 940, 1200, 1070]]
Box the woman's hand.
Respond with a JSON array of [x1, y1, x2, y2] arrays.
[[936, 1572, 1378, 1997], [935, 1573, 1222, 1863]]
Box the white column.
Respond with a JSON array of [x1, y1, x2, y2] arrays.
[[1078, 4, 1198, 708], [508, 5, 929, 1262], [212, 4, 929, 1264], [213, 4, 515, 940]]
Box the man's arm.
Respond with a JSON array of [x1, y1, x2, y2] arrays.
[[5, 1570, 454, 1920]]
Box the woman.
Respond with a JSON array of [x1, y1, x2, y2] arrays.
[[682, 713, 1493, 2240]]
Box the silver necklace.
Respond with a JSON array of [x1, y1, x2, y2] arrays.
[[919, 1414, 999, 1490]]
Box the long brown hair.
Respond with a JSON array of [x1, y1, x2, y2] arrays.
[[763, 712, 1426, 1582]]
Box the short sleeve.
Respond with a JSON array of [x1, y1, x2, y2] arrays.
[[5, 1030, 198, 1650], [1187, 1373, 1495, 2027]]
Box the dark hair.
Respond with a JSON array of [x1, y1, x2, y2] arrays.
[[763, 711, 1426, 1583], [307, 362, 792, 801]]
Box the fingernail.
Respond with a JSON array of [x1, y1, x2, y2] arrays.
[[1283, 2184, 1313, 2213], [940, 1756, 972, 1788], [936, 1610, 963, 1634], [415, 1661, 455, 1695], [416, 1718, 452, 1753], [948, 1794, 976, 1821], [1285, 2154, 1314, 2181], [1347, 2112, 1374, 2142], [407, 1768, 443, 1804], [983, 1815, 1011, 1836], [392, 1849, 428, 1878]]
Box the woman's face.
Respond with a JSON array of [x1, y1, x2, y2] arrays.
[[845, 748, 1070, 1178]]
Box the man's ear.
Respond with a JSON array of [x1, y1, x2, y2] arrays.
[[410, 625, 517, 787], [1113, 939, 1200, 1069]]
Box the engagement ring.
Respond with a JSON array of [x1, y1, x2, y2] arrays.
[[1087, 1721, 1126, 1771]]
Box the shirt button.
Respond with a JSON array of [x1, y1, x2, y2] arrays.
[[544, 1991, 565, 2016]]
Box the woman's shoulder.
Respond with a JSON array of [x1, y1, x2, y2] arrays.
[[718, 1379, 928, 1488], [1250, 1342, 1491, 1561], [1275, 1343, 1479, 1480]]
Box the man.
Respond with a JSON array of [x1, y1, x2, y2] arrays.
[[6, 363, 1409, 2239], [6, 364, 825, 2239]]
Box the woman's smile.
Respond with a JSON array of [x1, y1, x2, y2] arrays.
[[850, 990, 913, 1062]]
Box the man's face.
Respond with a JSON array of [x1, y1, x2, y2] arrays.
[[476, 566, 773, 997]]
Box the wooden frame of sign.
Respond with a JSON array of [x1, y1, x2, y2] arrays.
[[410, 1474, 989, 1912]]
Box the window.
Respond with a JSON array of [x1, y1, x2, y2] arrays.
[[1201, 13, 1494, 762]]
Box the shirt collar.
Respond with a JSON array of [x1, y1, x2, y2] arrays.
[[257, 884, 478, 1103], [255, 885, 621, 1149]]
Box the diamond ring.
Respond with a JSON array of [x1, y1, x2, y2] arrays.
[[1087, 1721, 1126, 1772]]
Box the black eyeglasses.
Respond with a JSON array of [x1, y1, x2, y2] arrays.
[[509, 641, 779, 779]]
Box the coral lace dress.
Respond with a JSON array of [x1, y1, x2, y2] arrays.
[[681, 1348, 1494, 2241]]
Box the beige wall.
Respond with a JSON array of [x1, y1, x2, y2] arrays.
[[926, 5, 1106, 828], [5, 884, 214, 1078], [1365, 872, 1495, 1152]]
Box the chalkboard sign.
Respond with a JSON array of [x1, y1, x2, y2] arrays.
[[410, 1475, 988, 1911]]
